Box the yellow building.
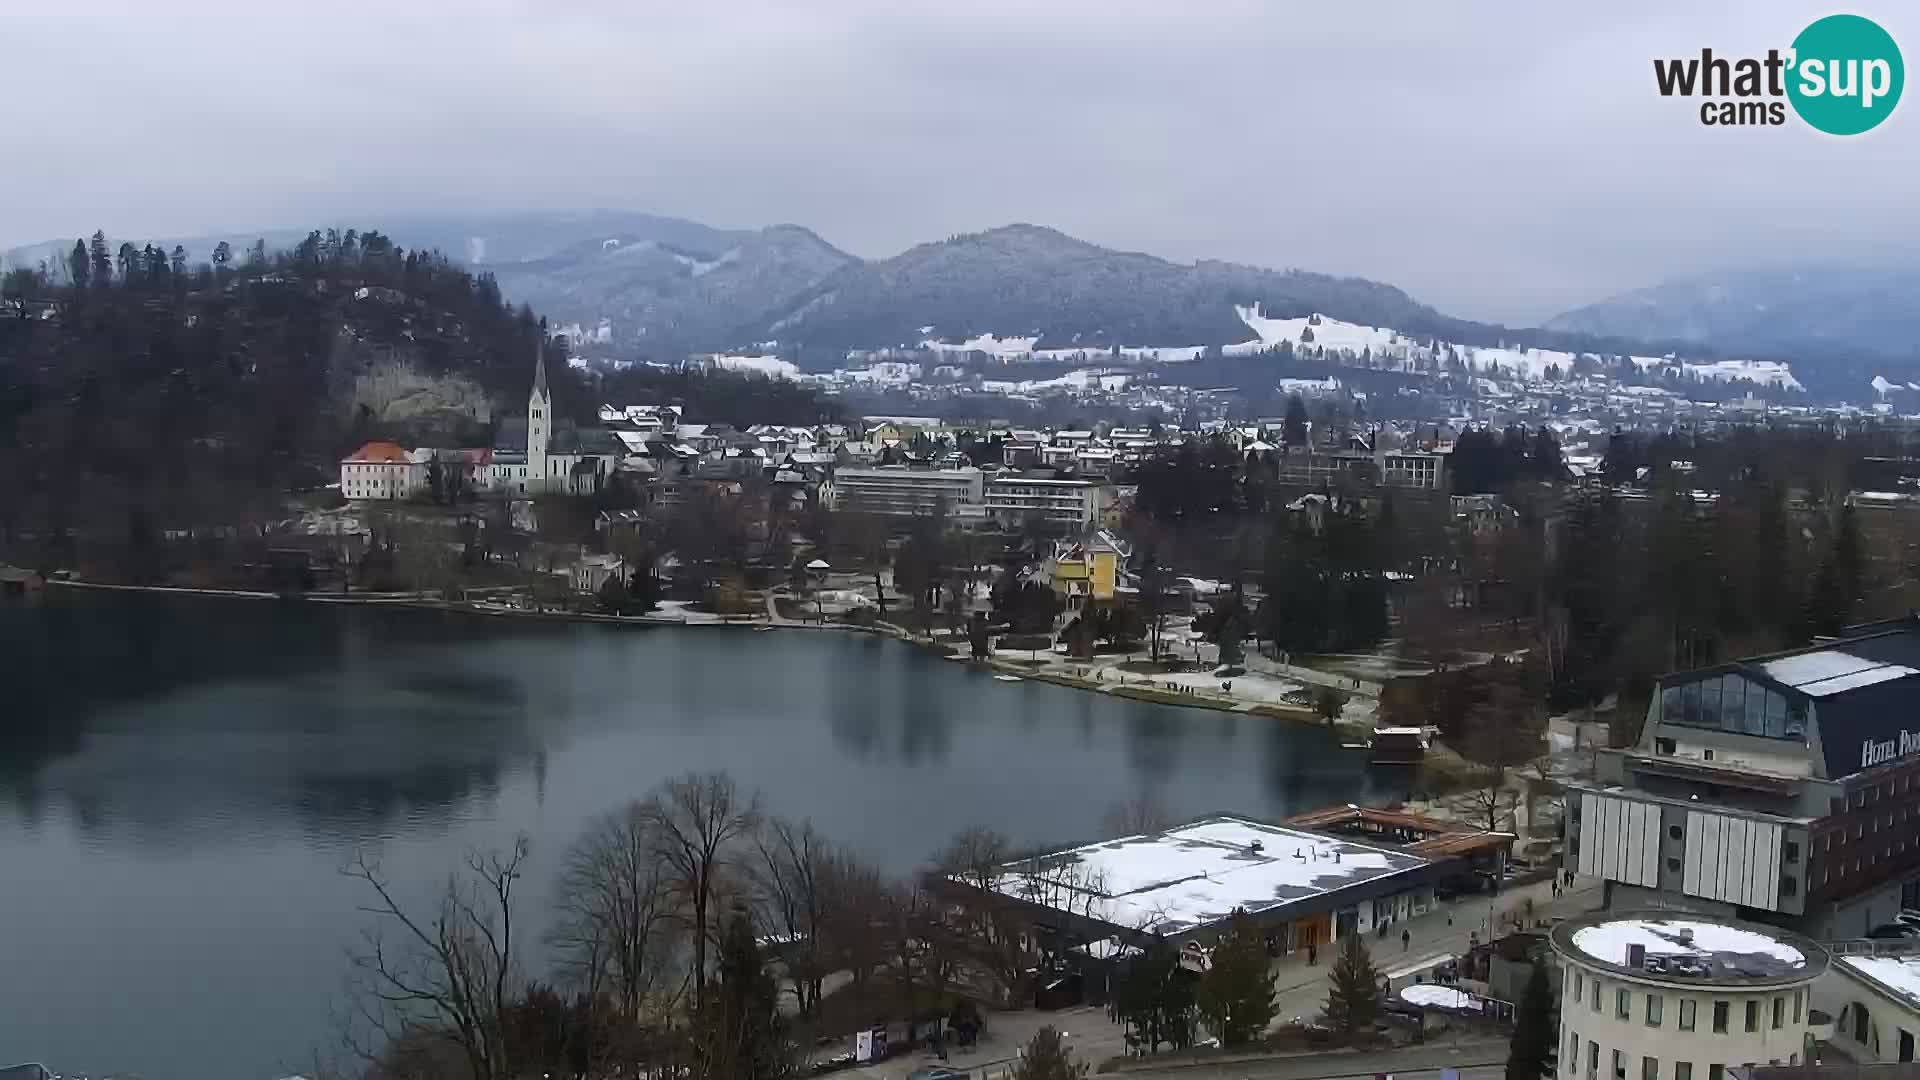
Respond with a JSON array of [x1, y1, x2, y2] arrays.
[[1045, 530, 1127, 609]]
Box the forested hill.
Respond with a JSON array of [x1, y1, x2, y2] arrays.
[[0, 228, 577, 547]]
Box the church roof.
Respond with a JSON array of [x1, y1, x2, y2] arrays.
[[532, 339, 550, 400]]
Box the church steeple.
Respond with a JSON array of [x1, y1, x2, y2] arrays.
[[531, 332, 550, 403], [527, 329, 551, 489]]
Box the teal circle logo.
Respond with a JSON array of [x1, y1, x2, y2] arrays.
[[1787, 14, 1903, 135]]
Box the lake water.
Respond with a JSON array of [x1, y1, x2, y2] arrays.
[[0, 591, 1394, 1080]]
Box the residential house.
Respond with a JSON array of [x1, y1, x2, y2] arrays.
[[340, 440, 423, 500]]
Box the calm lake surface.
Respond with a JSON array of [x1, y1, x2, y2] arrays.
[[0, 591, 1395, 1080]]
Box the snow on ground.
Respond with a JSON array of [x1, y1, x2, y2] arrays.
[[919, 333, 1040, 360], [1401, 985, 1476, 1010], [710, 354, 801, 380], [987, 816, 1427, 935], [1230, 304, 1402, 356], [671, 248, 738, 277], [982, 369, 1129, 394], [654, 600, 726, 624], [1841, 955, 1920, 1008], [1461, 344, 1577, 381], [1276, 376, 1341, 394], [1681, 359, 1802, 391], [1146, 669, 1304, 705], [827, 362, 920, 385], [1569, 918, 1806, 969]]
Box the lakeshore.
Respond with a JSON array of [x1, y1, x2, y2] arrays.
[[38, 576, 1389, 733]]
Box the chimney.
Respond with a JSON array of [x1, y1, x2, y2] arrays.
[[1627, 943, 1647, 968], [1677, 928, 1695, 945]]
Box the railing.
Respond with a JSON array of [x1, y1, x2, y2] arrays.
[[1823, 937, 1920, 957]]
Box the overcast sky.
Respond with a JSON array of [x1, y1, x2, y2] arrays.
[[4, 1, 1915, 323]]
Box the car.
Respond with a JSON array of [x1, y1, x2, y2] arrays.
[[1866, 923, 1920, 940], [1894, 909, 1920, 927]]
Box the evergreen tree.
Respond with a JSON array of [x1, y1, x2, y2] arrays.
[[1282, 394, 1309, 448], [699, 905, 789, 1080], [1530, 426, 1564, 480], [170, 245, 188, 278], [211, 240, 232, 268], [68, 238, 90, 288], [1320, 930, 1384, 1041], [1805, 501, 1866, 640], [1012, 1026, 1087, 1080], [88, 230, 111, 285], [1196, 911, 1277, 1048], [1115, 943, 1195, 1054], [1507, 963, 1558, 1080]]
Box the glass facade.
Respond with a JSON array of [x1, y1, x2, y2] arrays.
[[1660, 673, 1808, 741]]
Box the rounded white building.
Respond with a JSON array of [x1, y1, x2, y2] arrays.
[[1550, 912, 1828, 1080]]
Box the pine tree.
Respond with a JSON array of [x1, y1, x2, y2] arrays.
[[1507, 963, 1557, 1080], [1197, 911, 1277, 1048], [68, 239, 90, 288], [1804, 501, 1866, 640], [88, 230, 111, 285], [1013, 1026, 1087, 1080], [1320, 930, 1384, 1041], [1116, 943, 1195, 1054], [1283, 394, 1309, 447], [699, 905, 788, 1080]]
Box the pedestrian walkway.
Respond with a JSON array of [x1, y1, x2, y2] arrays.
[[1270, 874, 1603, 1019]]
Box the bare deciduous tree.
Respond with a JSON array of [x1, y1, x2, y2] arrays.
[[551, 801, 680, 1022], [750, 815, 831, 1018], [342, 836, 530, 1080], [643, 771, 761, 1015]]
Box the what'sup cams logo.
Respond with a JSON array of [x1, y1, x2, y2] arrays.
[[1654, 13, 1903, 134]]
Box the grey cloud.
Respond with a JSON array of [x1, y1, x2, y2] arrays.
[[3, 0, 1914, 323]]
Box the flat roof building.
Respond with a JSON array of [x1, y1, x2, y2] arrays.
[[939, 812, 1510, 957], [1551, 911, 1827, 1080], [1823, 941, 1920, 1063], [1570, 617, 1920, 938]]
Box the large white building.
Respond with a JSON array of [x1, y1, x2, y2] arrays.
[[339, 441, 423, 500], [1551, 912, 1826, 1080], [828, 466, 985, 520], [983, 474, 1110, 529], [1568, 619, 1920, 939]]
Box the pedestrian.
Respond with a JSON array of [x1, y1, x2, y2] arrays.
[[1308, 943, 1318, 965], [1402, 928, 1411, 951], [1447, 912, 1453, 927]]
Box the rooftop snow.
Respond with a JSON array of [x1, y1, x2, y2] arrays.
[[984, 815, 1427, 936], [1760, 650, 1920, 696], [1401, 984, 1476, 1009], [1569, 918, 1806, 975], [1841, 955, 1920, 1008]]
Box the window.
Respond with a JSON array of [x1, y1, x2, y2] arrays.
[[1670, 824, 1684, 841], [1745, 1001, 1758, 1033], [1900, 1028, 1914, 1063], [1657, 737, 1677, 755], [1668, 857, 1682, 873], [1794, 990, 1803, 1024], [1681, 999, 1697, 1031], [1773, 997, 1784, 1029], [1708, 1067, 1723, 1080], [1619, 989, 1632, 1019], [1648, 994, 1664, 1026], [1785, 841, 1800, 863], [1713, 1001, 1729, 1033], [1590, 1041, 1600, 1078], [1782, 876, 1798, 897], [1569, 1031, 1581, 1074], [1643, 1058, 1659, 1080], [1677, 1065, 1693, 1080], [1594, 980, 1602, 1012], [1704, 748, 1715, 761], [1615, 1050, 1626, 1080]]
